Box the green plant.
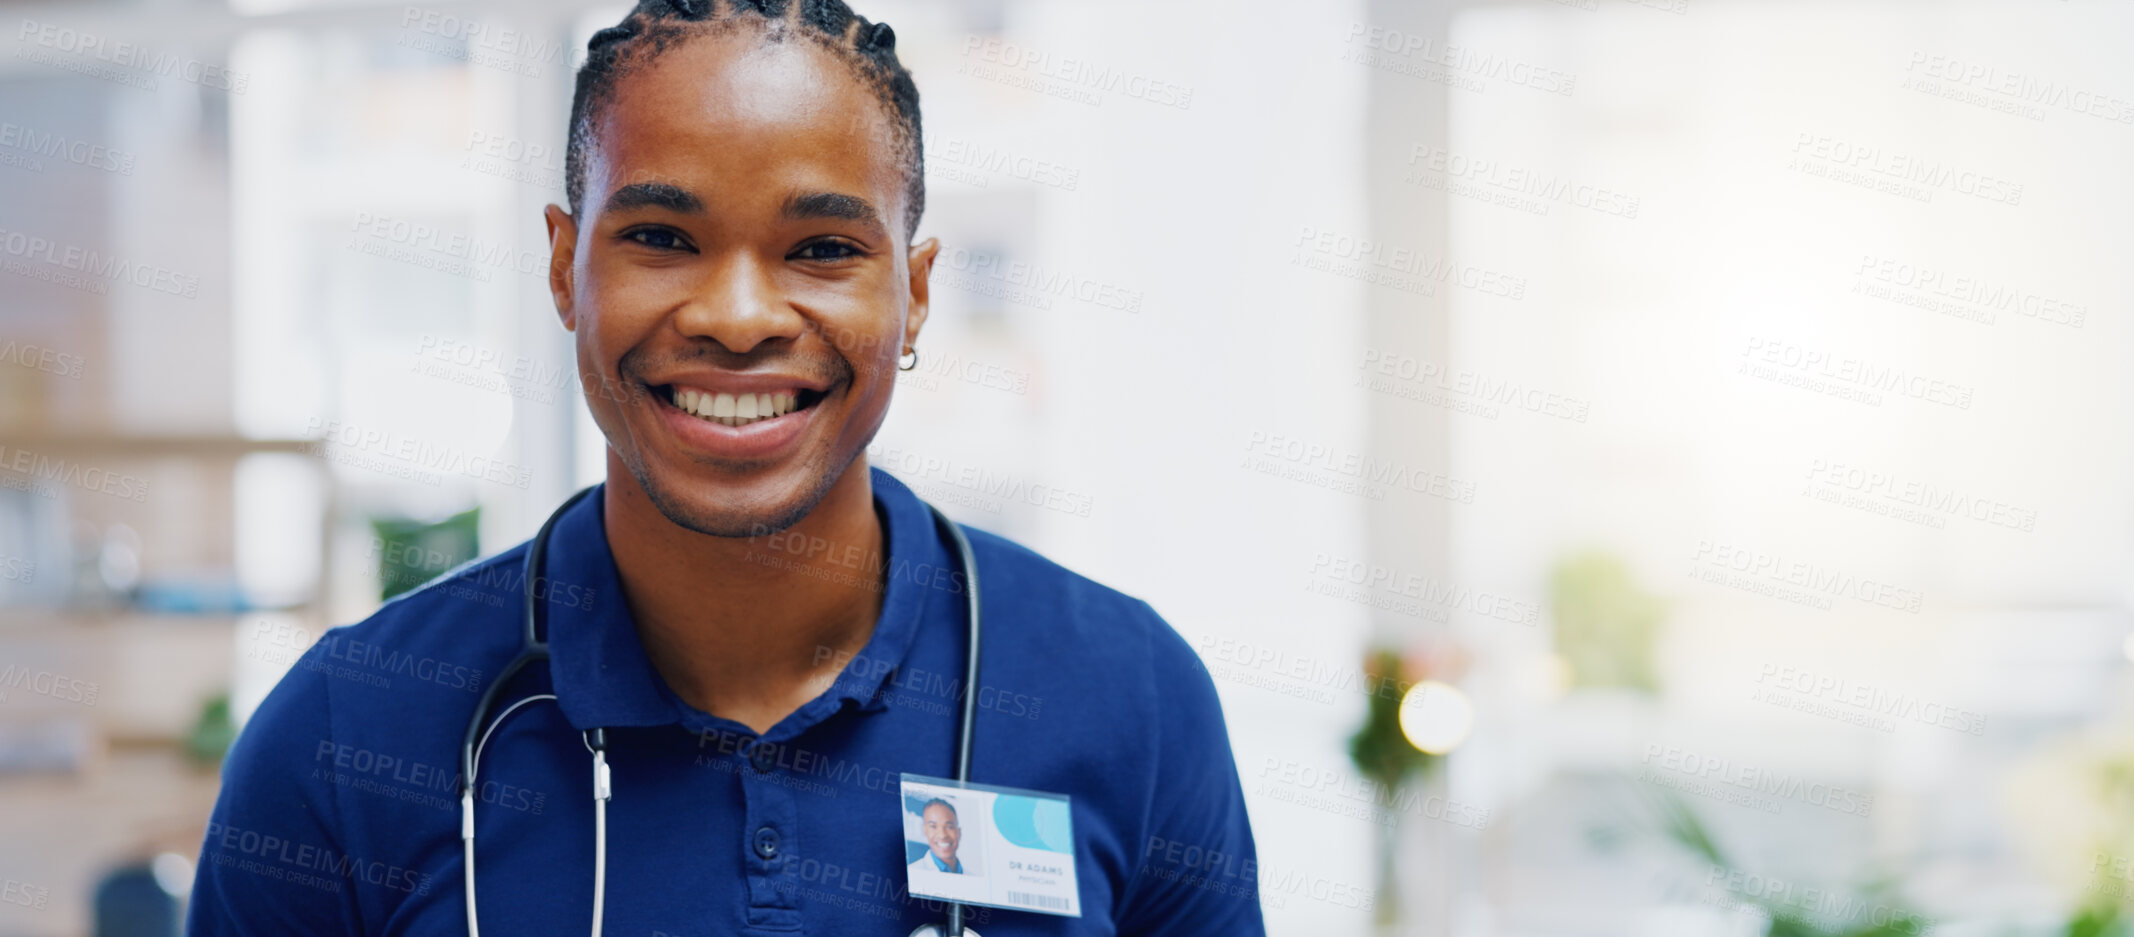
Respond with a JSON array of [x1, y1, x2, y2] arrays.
[[1549, 550, 1665, 692], [1645, 787, 1929, 937], [1348, 649, 1436, 793], [186, 693, 237, 766], [2066, 903, 2125, 937], [1348, 647, 1450, 927], [369, 507, 480, 600]]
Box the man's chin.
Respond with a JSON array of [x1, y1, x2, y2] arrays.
[[631, 462, 827, 538]]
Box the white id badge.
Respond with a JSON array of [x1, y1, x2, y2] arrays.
[[899, 773, 1081, 918]]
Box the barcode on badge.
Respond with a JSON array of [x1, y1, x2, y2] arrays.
[[1007, 891, 1068, 910]]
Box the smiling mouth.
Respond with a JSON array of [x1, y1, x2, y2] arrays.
[[658, 385, 829, 428]]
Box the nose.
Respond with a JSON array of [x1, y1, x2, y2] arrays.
[[671, 248, 807, 354]]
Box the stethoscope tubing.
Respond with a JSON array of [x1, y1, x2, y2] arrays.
[[460, 485, 983, 937], [932, 506, 982, 937]]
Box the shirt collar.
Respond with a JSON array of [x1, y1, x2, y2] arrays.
[[546, 465, 946, 739]]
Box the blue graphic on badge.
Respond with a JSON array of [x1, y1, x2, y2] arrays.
[[993, 795, 1073, 853]]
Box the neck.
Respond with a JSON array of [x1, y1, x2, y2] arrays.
[[603, 453, 885, 735]]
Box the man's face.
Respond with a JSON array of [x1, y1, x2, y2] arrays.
[[547, 26, 935, 536], [922, 803, 960, 863]]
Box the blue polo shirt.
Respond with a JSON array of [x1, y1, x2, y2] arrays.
[[186, 466, 1265, 936]]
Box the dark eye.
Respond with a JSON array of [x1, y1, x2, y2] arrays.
[[623, 227, 691, 252], [792, 239, 862, 263]]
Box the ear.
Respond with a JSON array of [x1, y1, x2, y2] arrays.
[[903, 236, 939, 353], [544, 204, 581, 330]]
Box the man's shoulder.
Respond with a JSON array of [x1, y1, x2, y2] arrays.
[[952, 523, 1205, 682], [958, 524, 1152, 622], [252, 541, 535, 731], [322, 541, 535, 666], [361, 540, 534, 628]]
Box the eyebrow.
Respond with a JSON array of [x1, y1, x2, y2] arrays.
[[605, 181, 702, 214], [603, 184, 888, 240], [783, 191, 887, 239]]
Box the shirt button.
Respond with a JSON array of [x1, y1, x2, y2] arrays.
[[753, 826, 781, 860], [750, 744, 776, 773]]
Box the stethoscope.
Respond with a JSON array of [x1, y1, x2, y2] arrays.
[[460, 485, 986, 937]]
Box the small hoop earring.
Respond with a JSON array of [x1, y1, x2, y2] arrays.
[[898, 347, 918, 371]]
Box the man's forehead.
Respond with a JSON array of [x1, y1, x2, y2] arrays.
[[590, 30, 901, 202]]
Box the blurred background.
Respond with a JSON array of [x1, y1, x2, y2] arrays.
[[1, 0, 2130, 934]]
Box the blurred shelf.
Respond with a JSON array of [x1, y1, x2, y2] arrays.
[[0, 613, 245, 745], [0, 433, 321, 459]]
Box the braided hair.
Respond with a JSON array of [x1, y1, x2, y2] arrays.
[[565, 0, 925, 241]]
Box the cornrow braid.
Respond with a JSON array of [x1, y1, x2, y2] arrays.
[[564, 0, 925, 240]]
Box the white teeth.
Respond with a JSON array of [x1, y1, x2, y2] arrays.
[[671, 388, 808, 427]]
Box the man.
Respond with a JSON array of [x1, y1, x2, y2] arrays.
[[188, 0, 1263, 934], [909, 798, 965, 875]]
